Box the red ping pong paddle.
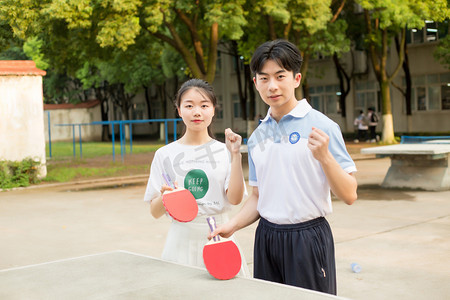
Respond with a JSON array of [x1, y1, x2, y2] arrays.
[[161, 173, 198, 222], [203, 216, 242, 280]]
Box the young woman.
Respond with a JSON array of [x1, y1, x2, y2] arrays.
[[144, 78, 249, 276]]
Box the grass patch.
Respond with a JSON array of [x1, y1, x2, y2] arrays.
[[43, 162, 148, 183], [46, 141, 163, 160], [42, 141, 161, 183]]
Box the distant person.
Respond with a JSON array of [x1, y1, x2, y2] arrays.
[[209, 39, 357, 295], [367, 107, 379, 142], [144, 78, 249, 277], [353, 110, 369, 143]]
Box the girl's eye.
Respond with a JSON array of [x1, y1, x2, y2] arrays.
[[202, 104, 209, 108], [278, 75, 285, 79]]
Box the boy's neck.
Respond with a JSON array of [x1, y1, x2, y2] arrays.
[[270, 98, 298, 122]]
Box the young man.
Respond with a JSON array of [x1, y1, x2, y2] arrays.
[[210, 39, 357, 295]]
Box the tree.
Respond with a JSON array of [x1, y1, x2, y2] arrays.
[[223, 0, 350, 136], [139, 0, 247, 83], [331, 0, 366, 120], [358, 0, 449, 144], [434, 20, 450, 69]]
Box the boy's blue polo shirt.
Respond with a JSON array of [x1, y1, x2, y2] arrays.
[[247, 99, 357, 224]]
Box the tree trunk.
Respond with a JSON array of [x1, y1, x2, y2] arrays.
[[245, 64, 256, 138], [302, 78, 310, 101], [380, 81, 396, 143], [333, 53, 350, 118], [144, 85, 152, 120]]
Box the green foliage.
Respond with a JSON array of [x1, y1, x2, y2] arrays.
[[434, 34, 450, 69], [358, 0, 449, 30], [205, 0, 247, 40], [291, 0, 332, 35], [0, 18, 19, 52], [23, 36, 49, 69], [0, 45, 29, 60], [0, 159, 41, 189], [0, 0, 43, 40]]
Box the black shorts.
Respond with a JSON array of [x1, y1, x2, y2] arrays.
[[254, 217, 336, 295]]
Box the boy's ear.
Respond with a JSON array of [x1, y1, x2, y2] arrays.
[[253, 76, 257, 85], [295, 73, 302, 87]]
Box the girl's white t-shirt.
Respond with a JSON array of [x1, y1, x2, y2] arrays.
[[144, 140, 245, 216]]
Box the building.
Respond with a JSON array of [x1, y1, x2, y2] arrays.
[[119, 22, 450, 140]]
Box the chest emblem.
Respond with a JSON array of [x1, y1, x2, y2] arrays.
[[184, 169, 209, 199], [289, 132, 300, 144]]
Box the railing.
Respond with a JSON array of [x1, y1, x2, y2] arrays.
[[48, 117, 182, 162]]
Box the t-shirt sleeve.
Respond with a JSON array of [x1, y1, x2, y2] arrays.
[[144, 151, 164, 203], [328, 123, 357, 174]]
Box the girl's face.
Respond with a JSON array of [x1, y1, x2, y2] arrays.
[[177, 88, 215, 134]]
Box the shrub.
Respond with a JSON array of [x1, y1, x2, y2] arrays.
[[0, 159, 40, 189]]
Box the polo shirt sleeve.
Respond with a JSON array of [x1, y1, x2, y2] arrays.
[[248, 147, 258, 186], [328, 123, 357, 174]]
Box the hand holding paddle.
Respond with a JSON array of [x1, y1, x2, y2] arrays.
[[161, 173, 198, 222], [203, 216, 242, 280]]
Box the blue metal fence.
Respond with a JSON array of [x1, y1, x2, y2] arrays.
[[46, 113, 182, 162]]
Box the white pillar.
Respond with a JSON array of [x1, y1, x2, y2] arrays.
[[0, 61, 47, 178]]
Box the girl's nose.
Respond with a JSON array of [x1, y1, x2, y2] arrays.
[[193, 107, 201, 115]]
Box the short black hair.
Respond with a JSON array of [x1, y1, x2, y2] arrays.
[[250, 39, 303, 75]]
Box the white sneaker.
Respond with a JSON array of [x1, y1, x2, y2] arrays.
[[353, 139, 359, 143], [370, 139, 376, 143]]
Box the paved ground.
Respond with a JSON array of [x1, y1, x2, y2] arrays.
[[1, 146, 449, 300]]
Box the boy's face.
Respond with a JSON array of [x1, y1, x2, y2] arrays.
[[253, 59, 301, 112]]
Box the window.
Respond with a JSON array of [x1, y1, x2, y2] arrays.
[[408, 72, 450, 111], [355, 81, 379, 115], [215, 51, 222, 74], [232, 93, 241, 118], [442, 85, 450, 110], [407, 20, 448, 44], [151, 106, 160, 119], [113, 106, 122, 121], [233, 55, 245, 73], [132, 103, 145, 120], [309, 85, 341, 115], [216, 95, 223, 119]]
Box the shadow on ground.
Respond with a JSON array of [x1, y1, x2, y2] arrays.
[[355, 184, 416, 201]]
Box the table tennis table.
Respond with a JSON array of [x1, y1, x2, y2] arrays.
[[0, 250, 347, 299]]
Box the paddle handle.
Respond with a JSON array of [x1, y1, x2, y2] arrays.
[[207, 217, 220, 242], [162, 172, 175, 189]]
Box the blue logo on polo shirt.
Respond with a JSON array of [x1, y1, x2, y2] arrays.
[[289, 132, 300, 144]]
